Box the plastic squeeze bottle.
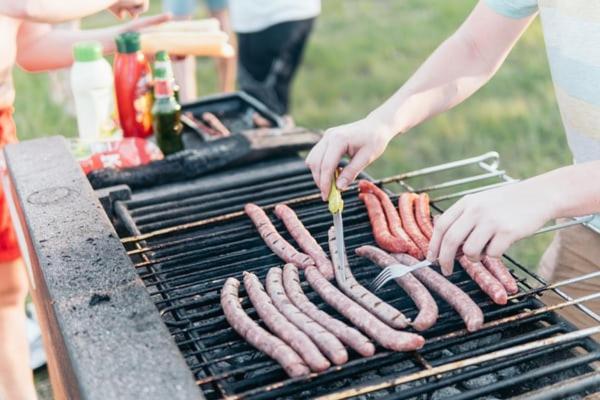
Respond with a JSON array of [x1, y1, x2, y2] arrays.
[[114, 32, 153, 138], [70, 41, 113, 141]]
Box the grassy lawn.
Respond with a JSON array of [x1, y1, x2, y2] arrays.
[[15, 2, 568, 397], [14, 2, 564, 267]]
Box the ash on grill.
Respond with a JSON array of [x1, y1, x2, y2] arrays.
[[111, 152, 600, 400]]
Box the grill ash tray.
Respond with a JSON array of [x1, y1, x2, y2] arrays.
[[181, 91, 284, 145]]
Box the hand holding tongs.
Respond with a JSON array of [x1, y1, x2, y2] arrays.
[[328, 170, 349, 283]]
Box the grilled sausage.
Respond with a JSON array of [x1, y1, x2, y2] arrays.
[[220, 277, 309, 377], [304, 266, 425, 351], [273, 204, 334, 280], [394, 253, 484, 332], [458, 256, 508, 305], [415, 193, 434, 240], [202, 112, 231, 136], [245, 203, 314, 268], [355, 245, 438, 331], [243, 272, 330, 372], [328, 227, 410, 329], [398, 193, 429, 258], [358, 180, 422, 259], [482, 256, 518, 295], [266, 267, 347, 365], [359, 192, 409, 254], [282, 264, 376, 357]]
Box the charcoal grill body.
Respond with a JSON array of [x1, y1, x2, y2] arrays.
[[4, 137, 202, 400]]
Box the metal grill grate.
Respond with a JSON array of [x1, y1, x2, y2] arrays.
[[113, 153, 600, 399]]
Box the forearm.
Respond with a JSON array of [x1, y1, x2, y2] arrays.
[[17, 27, 118, 72], [0, 0, 117, 23], [532, 161, 600, 219], [370, 32, 498, 135]]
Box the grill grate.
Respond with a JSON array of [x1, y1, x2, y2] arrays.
[[113, 154, 600, 399]]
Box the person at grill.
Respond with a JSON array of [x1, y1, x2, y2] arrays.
[[0, 2, 169, 398], [229, 0, 320, 125], [306, 0, 600, 330]]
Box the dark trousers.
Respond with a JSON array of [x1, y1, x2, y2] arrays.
[[237, 18, 315, 115]]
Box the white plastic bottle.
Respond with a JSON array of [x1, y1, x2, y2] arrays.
[[70, 41, 113, 141]]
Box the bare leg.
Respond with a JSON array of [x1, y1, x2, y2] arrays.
[[172, 56, 198, 102], [210, 9, 237, 93], [0, 258, 36, 400]]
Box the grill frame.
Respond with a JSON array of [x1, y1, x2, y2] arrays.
[[115, 152, 600, 399]]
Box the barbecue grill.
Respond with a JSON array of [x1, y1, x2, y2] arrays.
[[4, 137, 599, 399]]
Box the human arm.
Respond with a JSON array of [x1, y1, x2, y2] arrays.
[[0, 0, 148, 23], [15, 13, 170, 72], [428, 161, 600, 275], [305, 0, 537, 200]]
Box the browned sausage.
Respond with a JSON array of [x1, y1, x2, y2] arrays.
[[482, 256, 518, 295], [355, 245, 438, 331], [458, 256, 508, 305], [359, 192, 409, 254], [358, 180, 422, 259], [273, 204, 334, 280], [394, 253, 484, 332], [220, 277, 309, 377], [304, 266, 425, 351], [202, 112, 231, 136], [243, 272, 330, 372], [245, 203, 314, 268], [266, 267, 347, 365], [415, 193, 434, 240], [282, 263, 376, 357], [398, 193, 429, 258], [328, 227, 410, 329]]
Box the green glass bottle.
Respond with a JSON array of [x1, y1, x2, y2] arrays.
[[152, 64, 183, 155], [154, 50, 180, 102]]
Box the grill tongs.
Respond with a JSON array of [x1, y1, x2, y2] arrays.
[[328, 171, 349, 283]]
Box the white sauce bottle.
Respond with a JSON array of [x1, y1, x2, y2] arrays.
[[70, 41, 113, 141]]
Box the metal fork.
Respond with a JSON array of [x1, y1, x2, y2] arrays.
[[369, 259, 433, 292]]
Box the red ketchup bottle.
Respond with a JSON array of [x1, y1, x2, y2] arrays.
[[114, 32, 153, 138]]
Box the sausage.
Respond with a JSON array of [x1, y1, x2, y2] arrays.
[[282, 264, 375, 357], [304, 266, 424, 351], [355, 245, 438, 331], [202, 112, 231, 136], [415, 193, 434, 240], [398, 193, 429, 258], [245, 203, 314, 268], [243, 272, 330, 372], [358, 180, 422, 259], [328, 227, 410, 329], [394, 253, 484, 332], [359, 192, 409, 254], [220, 277, 309, 377], [482, 256, 518, 295], [458, 256, 508, 305], [266, 267, 348, 365], [273, 204, 334, 280]]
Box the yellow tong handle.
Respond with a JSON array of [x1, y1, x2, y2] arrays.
[[328, 169, 344, 214]]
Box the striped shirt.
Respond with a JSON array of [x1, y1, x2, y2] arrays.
[[487, 0, 600, 231], [487, 0, 600, 164]]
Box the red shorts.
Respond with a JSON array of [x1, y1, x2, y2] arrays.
[[0, 108, 20, 262]]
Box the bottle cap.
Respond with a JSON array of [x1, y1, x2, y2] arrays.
[[73, 41, 103, 62], [155, 50, 170, 62], [115, 32, 141, 54]]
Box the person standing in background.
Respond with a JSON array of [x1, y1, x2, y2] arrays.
[[162, 0, 236, 101], [0, 2, 168, 398], [229, 0, 320, 125]]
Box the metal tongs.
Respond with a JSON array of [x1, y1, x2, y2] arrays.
[[328, 170, 348, 283]]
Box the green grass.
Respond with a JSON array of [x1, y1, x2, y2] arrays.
[[14, 0, 564, 268]]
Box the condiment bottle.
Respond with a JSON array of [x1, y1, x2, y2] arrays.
[[70, 41, 113, 141], [152, 54, 183, 155], [114, 32, 153, 138]]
